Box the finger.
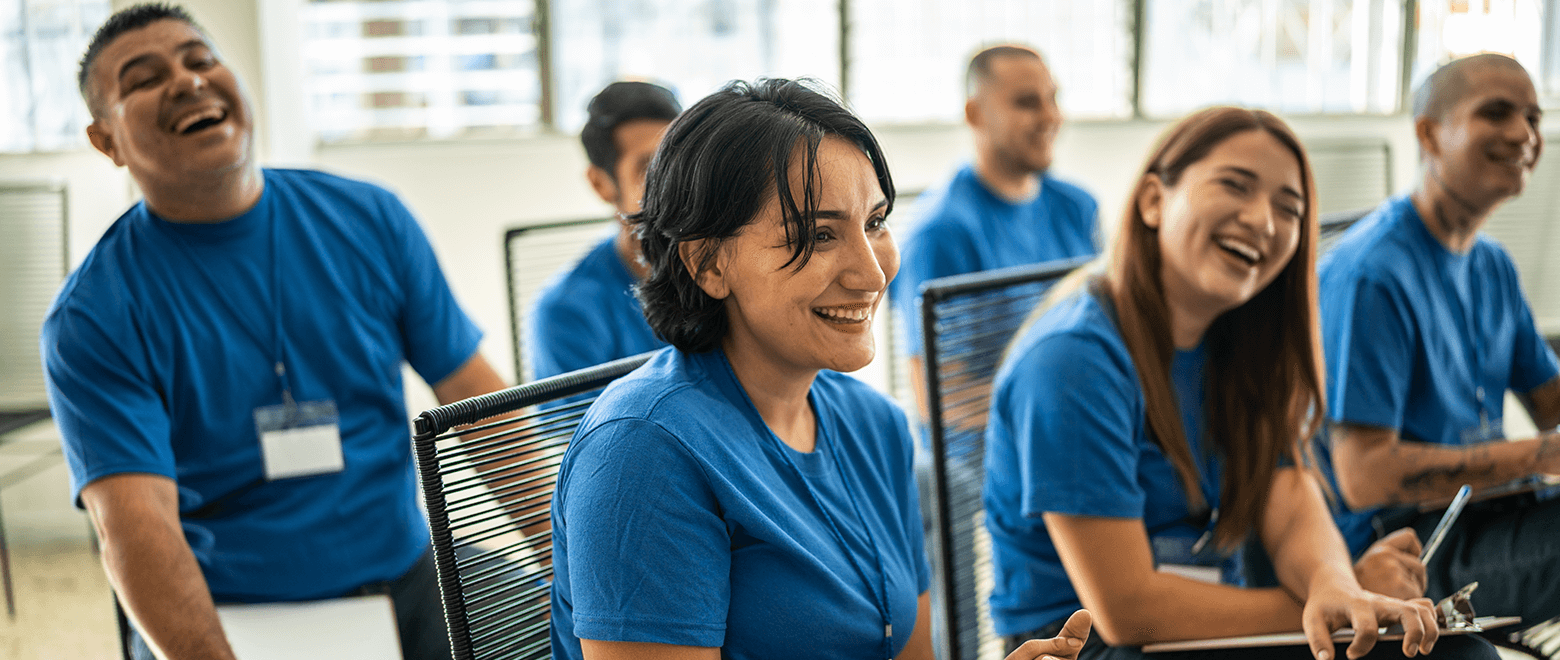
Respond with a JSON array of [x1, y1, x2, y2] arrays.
[[1006, 611, 1091, 660], [1302, 605, 1337, 660], [1057, 609, 1092, 646], [1346, 605, 1380, 659], [1381, 527, 1423, 556], [1398, 600, 1427, 657], [1396, 553, 1428, 595], [1411, 599, 1440, 655]]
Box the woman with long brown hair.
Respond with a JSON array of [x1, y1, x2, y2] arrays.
[[982, 107, 1498, 660]]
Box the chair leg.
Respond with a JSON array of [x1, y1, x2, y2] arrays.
[[0, 499, 13, 619]]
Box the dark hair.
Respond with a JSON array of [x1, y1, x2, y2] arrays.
[[635, 78, 895, 353], [966, 44, 1042, 97], [1413, 53, 1530, 121], [1106, 106, 1323, 550], [582, 81, 682, 180], [79, 3, 200, 117]]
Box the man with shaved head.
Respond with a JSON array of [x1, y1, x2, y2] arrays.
[[42, 4, 506, 658], [1318, 53, 1560, 630], [891, 44, 1100, 420]]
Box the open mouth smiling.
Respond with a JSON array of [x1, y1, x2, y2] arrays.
[[813, 304, 872, 324], [1214, 235, 1262, 267], [172, 107, 227, 135]]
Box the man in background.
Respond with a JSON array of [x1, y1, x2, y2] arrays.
[[1319, 52, 1560, 633], [890, 44, 1100, 419], [527, 81, 680, 379], [42, 4, 506, 658]]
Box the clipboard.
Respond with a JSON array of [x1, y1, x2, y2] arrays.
[[216, 594, 403, 660], [1141, 616, 1522, 653]]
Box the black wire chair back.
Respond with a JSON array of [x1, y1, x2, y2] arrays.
[[919, 256, 1091, 660], [411, 353, 653, 660]]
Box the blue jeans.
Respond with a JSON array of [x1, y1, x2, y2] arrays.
[[129, 547, 453, 660]]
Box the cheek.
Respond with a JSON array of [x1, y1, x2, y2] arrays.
[[878, 237, 901, 282]]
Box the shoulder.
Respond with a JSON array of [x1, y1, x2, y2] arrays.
[[266, 167, 398, 201], [1039, 173, 1099, 219], [45, 209, 146, 331], [539, 238, 624, 302], [814, 370, 908, 426], [582, 349, 724, 429], [1000, 293, 1135, 391], [1319, 199, 1417, 289], [902, 167, 986, 238]]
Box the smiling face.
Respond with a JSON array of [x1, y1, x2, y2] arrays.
[[1424, 64, 1543, 210], [970, 54, 1062, 175], [84, 19, 254, 191], [1141, 129, 1305, 331], [697, 135, 897, 379]]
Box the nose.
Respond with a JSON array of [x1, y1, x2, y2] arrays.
[[839, 228, 892, 293], [168, 65, 206, 98], [1237, 197, 1277, 239], [1506, 116, 1540, 153]]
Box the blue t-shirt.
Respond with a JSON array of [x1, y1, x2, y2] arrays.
[[527, 235, 666, 380], [550, 348, 931, 659], [41, 168, 482, 602], [1317, 194, 1560, 553], [891, 165, 1100, 357], [984, 292, 1230, 636]]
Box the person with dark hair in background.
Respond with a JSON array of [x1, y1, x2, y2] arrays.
[[891, 44, 1100, 421], [528, 81, 681, 379], [548, 78, 1092, 660], [985, 106, 1497, 660], [42, 4, 506, 659], [1319, 53, 1560, 633]]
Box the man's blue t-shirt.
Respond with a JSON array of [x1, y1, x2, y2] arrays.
[[985, 292, 1230, 636], [550, 348, 931, 659], [1317, 194, 1560, 553], [891, 165, 1099, 357], [527, 235, 666, 379], [41, 168, 482, 602]]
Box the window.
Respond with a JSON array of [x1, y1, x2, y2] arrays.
[[301, 0, 541, 142], [549, 0, 840, 132], [1142, 0, 1405, 117], [847, 0, 1134, 124], [1411, 0, 1552, 101], [1, 0, 109, 153]]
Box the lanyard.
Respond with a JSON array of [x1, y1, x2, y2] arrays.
[[1432, 251, 1490, 434], [154, 202, 295, 405], [777, 409, 895, 659]]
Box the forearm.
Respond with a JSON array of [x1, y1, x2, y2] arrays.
[[1337, 430, 1560, 508], [1091, 574, 1302, 645], [85, 476, 235, 660], [1262, 469, 1359, 602]]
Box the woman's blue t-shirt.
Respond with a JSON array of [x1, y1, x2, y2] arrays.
[[984, 291, 1231, 636], [550, 348, 931, 660]]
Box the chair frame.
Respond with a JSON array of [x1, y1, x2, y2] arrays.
[[411, 352, 653, 660], [502, 218, 616, 383]]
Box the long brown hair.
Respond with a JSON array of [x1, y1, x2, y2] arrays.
[[1107, 107, 1324, 550]]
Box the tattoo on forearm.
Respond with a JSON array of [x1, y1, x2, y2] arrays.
[[1394, 443, 1498, 502]]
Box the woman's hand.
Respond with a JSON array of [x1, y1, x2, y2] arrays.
[[1353, 528, 1427, 601], [1300, 580, 1438, 660], [1004, 610, 1091, 660]]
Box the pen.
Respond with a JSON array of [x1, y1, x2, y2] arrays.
[[1420, 484, 1473, 565]]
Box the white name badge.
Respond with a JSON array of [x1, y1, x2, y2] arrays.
[[255, 400, 345, 481], [216, 594, 402, 660], [1157, 563, 1223, 584]]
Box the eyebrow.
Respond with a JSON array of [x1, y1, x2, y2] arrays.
[[812, 199, 889, 220], [116, 38, 207, 84], [1219, 166, 1304, 202]]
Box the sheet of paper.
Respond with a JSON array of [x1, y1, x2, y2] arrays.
[[216, 594, 402, 660], [1141, 616, 1522, 653]]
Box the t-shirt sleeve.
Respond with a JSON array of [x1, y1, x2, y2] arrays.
[[891, 218, 978, 358], [1501, 259, 1560, 394], [997, 331, 1145, 519], [378, 191, 483, 385], [558, 418, 729, 647], [1325, 275, 1415, 431], [527, 291, 605, 381], [40, 300, 176, 505]]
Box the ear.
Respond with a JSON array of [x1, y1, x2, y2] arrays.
[[1414, 116, 1441, 161], [586, 165, 620, 206], [1136, 173, 1166, 229], [964, 97, 982, 129], [679, 238, 729, 300], [86, 121, 124, 166]]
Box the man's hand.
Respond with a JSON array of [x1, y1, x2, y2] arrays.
[[1004, 610, 1091, 660], [1353, 528, 1427, 601]]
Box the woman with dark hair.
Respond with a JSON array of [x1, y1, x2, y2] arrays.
[[548, 78, 1091, 660], [983, 107, 1498, 660]]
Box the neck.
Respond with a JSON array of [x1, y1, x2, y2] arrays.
[[973, 151, 1039, 201], [721, 335, 817, 453], [1412, 171, 1491, 254], [142, 165, 264, 223], [1159, 271, 1217, 350], [614, 223, 649, 281]]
